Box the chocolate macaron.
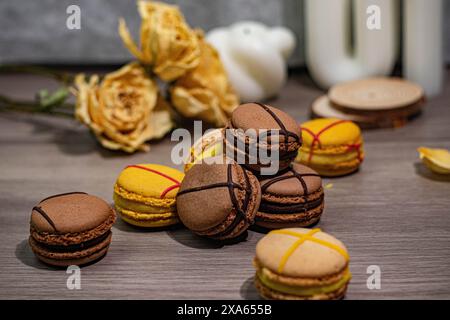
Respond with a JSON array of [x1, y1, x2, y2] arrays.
[[176, 162, 261, 241], [255, 163, 324, 229], [225, 103, 302, 173], [29, 192, 116, 267]]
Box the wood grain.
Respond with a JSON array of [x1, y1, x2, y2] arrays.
[[0, 71, 449, 299]]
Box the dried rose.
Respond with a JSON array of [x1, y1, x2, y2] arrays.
[[170, 32, 239, 127], [73, 62, 172, 153], [119, 1, 200, 82]]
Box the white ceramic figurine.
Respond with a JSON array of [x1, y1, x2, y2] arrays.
[[207, 21, 296, 102]]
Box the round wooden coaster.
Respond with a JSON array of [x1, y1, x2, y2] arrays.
[[310, 95, 379, 129], [310, 94, 424, 129], [329, 77, 424, 111]]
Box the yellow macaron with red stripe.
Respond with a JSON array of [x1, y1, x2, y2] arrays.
[[296, 118, 364, 176], [114, 164, 184, 228]]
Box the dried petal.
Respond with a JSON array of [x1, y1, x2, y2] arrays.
[[170, 33, 239, 127], [119, 1, 200, 81], [418, 147, 450, 175]]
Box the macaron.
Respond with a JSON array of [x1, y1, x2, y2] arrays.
[[254, 228, 351, 300], [255, 163, 324, 229], [296, 118, 364, 176], [176, 162, 261, 241], [225, 103, 302, 173], [29, 192, 116, 267], [184, 128, 224, 172], [114, 164, 184, 228]]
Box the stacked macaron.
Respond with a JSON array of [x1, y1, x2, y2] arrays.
[[296, 118, 364, 176], [177, 102, 352, 299], [177, 103, 325, 241], [29, 192, 116, 267]]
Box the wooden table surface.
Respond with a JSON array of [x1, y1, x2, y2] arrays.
[[0, 70, 449, 300]]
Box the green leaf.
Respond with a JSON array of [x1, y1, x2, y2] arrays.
[[38, 87, 69, 109]]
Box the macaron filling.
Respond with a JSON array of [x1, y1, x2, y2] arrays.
[[255, 164, 324, 228], [113, 192, 176, 214], [31, 231, 111, 253], [257, 267, 351, 297], [259, 193, 324, 214], [114, 184, 176, 208]]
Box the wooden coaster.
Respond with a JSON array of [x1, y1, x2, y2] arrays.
[[329, 77, 424, 111], [310, 95, 379, 129], [323, 77, 425, 128]]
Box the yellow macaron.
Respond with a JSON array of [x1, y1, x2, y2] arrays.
[[184, 128, 224, 172], [296, 118, 364, 176], [114, 164, 184, 228]]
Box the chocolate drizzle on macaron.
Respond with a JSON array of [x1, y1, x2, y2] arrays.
[[253, 102, 301, 151], [225, 103, 302, 173], [32, 192, 90, 233], [255, 163, 324, 229], [29, 192, 116, 267], [177, 162, 261, 241]]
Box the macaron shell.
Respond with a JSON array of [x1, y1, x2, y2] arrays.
[[296, 153, 362, 177], [113, 192, 175, 214], [224, 139, 294, 174], [231, 103, 301, 142], [260, 163, 322, 197], [201, 166, 261, 240], [254, 275, 348, 300], [296, 148, 363, 168], [255, 228, 349, 278], [30, 213, 116, 246], [31, 243, 110, 267], [185, 128, 224, 172], [301, 118, 361, 148], [177, 163, 235, 232], [115, 205, 176, 220], [114, 184, 176, 209], [120, 215, 179, 228], [116, 164, 184, 200], [31, 193, 114, 233]]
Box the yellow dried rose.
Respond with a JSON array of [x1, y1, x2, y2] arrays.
[[170, 32, 239, 127], [119, 1, 200, 82], [73, 62, 173, 153]]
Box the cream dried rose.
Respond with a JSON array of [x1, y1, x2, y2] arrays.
[[170, 32, 240, 127], [74, 62, 172, 153], [119, 1, 200, 82]]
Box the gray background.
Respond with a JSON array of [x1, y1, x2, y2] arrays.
[[0, 0, 448, 66]]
